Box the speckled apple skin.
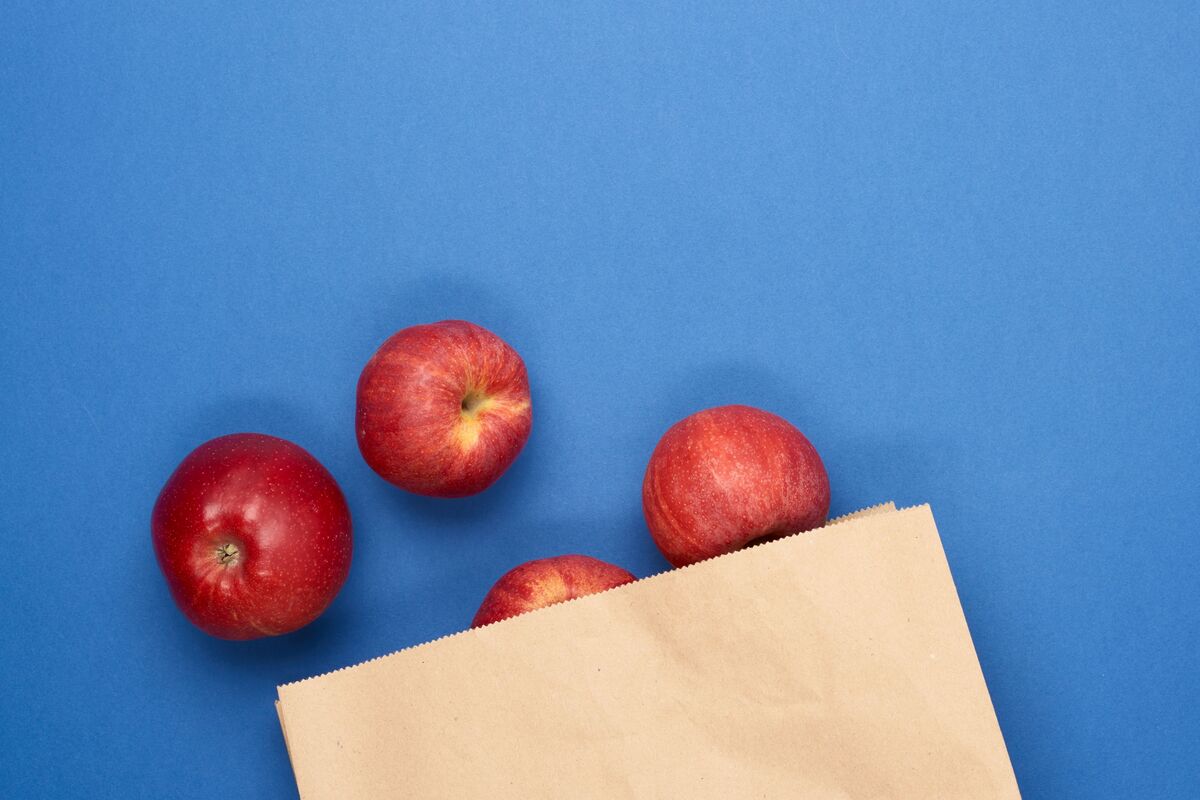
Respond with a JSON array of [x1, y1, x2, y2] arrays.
[[642, 405, 830, 568], [151, 433, 353, 640], [356, 320, 532, 498], [471, 555, 636, 627]]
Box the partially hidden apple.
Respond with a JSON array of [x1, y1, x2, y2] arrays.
[[472, 555, 636, 627], [151, 433, 352, 640], [356, 320, 532, 498], [642, 405, 830, 567]]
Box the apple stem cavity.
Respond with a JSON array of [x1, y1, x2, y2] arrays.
[[460, 389, 488, 415], [215, 542, 241, 567]]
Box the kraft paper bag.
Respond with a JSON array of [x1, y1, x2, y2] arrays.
[[276, 503, 1020, 798]]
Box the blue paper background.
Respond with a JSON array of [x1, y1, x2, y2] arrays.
[[2, 3, 1197, 797]]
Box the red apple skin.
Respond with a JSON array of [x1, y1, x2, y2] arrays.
[[356, 320, 532, 498], [642, 405, 830, 568], [151, 433, 353, 640], [471, 555, 636, 627]]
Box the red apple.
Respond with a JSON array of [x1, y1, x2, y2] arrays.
[[472, 555, 636, 627], [151, 433, 352, 640], [642, 405, 830, 567], [356, 320, 532, 498]]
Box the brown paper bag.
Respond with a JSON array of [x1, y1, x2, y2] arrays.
[[276, 503, 1019, 798]]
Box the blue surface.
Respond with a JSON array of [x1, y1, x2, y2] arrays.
[[2, 2, 1197, 797]]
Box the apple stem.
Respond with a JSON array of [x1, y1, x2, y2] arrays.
[[215, 542, 240, 567]]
